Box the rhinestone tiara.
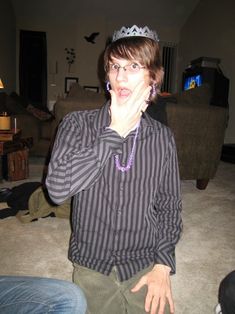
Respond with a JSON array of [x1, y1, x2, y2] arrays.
[[112, 25, 159, 43]]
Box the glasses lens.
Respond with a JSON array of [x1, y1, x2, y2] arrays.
[[109, 63, 119, 73], [127, 63, 141, 73]]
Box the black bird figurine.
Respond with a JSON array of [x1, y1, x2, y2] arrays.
[[84, 32, 100, 44]]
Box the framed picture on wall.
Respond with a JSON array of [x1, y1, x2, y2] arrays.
[[65, 77, 79, 93], [83, 86, 99, 93]]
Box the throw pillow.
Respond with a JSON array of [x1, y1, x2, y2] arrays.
[[26, 104, 52, 121]]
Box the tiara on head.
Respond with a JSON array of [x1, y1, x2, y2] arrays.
[[112, 25, 159, 43]]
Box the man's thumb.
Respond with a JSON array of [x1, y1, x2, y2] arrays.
[[131, 276, 146, 293]]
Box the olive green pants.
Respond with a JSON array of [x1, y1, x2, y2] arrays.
[[73, 263, 170, 314]]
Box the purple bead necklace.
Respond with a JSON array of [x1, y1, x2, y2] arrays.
[[114, 122, 140, 172]]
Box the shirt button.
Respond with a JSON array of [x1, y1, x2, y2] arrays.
[[117, 209, 122, 215]]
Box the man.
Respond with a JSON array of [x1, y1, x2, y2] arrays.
[[46, 25, 182, 314]]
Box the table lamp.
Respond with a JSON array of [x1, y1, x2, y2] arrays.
[[0, 78, 4, 89], [0, 79, 11, 130]]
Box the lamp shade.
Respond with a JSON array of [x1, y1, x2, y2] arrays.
[[0, 78, 4, 89]]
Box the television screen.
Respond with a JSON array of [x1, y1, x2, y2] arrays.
[[183, 74, 202, 91]]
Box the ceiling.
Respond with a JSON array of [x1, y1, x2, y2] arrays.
[[10, 0, 200, 29]]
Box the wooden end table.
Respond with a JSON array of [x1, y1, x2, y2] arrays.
[[0, 137, 33, 181]]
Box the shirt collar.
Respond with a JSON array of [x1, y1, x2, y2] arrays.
[[93, 101, 111, 132], [140, 111, 156, 130]]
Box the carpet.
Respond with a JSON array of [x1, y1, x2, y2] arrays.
[[0, 159, 234, 313]]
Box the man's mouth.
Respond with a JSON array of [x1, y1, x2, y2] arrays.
[[117, 88, 131, 98]]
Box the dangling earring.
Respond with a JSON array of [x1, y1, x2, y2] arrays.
[[150, 84, 157, 99], [106, 81, 111, 92]]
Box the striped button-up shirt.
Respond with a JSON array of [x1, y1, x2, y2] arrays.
[[46, 102, 182, 281]]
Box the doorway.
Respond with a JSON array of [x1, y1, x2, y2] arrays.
[[19, 30, 47, 109]]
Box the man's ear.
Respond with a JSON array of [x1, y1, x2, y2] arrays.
[[155, 67, 164, 89]]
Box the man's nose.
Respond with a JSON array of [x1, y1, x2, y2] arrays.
[[116, 67, 128, 81]]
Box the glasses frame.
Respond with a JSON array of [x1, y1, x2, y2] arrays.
[[108, 62, 145, 74]]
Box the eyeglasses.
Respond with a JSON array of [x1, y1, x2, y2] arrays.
[[108, 62, 145, 74]]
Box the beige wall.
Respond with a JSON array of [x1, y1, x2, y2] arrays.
[[14, 14, 181, 104], [178, 0, 235, 143], [0, 0, 16, 93]]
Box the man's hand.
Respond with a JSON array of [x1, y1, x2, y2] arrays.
[[131, 264, 174, 314], [109, 82, 151, 137]]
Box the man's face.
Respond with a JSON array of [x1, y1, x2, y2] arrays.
[[108, 57, 151, 105]]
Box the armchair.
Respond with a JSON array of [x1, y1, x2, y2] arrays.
[[151, 85, 228, 189]]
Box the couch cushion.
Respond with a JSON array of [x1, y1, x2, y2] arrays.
[[40, 120, 55, 139], [67, 83, 85, 98], [54, 83, 107, 124], [54, 97, 106, 125]]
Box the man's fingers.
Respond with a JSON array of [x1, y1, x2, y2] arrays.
[[138, 86, 151, 111], [132, 80, 145, 95], [149, 295, 161, 314], [144, 291, 154, 312], [157, 297, 166, 314], [109, 90, 117, 105], [135, 82, 151, 100], [167, 294, 175, 313], [130, 81, 150, 105]]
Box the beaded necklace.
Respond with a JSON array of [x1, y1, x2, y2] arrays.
[[114, 122, 140, 172]]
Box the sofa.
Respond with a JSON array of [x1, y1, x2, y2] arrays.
[[53, 84, 106, 126], [0, 92, 55, 157], [53, 83, 228, 189]]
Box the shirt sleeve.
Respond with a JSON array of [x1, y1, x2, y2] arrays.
[[153, 133, 183, 274], [46, 112, 122, 204]]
